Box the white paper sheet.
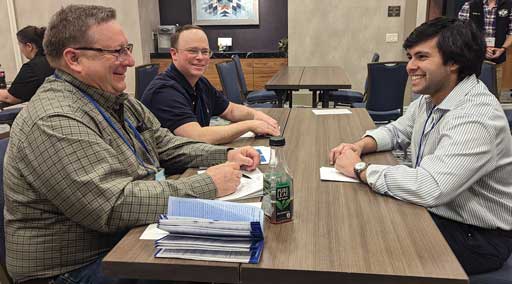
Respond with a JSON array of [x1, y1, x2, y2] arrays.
[[239, 131, 255, 138], [319, 167, 359, 183], [312, 109, 352, 115]]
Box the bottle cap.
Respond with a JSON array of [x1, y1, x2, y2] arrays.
[[269, 136, 285, 147]]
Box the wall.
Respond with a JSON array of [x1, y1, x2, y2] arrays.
[[289, 0, 409, 99], [159, 0, 287, 52], [0, 0, 17, 84], [0, 0, 159, 95]]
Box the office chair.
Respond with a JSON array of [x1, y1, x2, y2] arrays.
[[135, 64, 160, 100], [0, 103, 23, 126], [331, 52, 380, 107], [479, 61, 499, 99], [469, 255, 512, 284], [231, 55, 279, 105], [216, 60, 276, 108], [0, 138, 13, 284], [352, 61, 408, 122]]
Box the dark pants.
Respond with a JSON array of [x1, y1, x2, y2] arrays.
[[430, 212, 512, 275]]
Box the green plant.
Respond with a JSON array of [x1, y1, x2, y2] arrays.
[[278, 37, 288, 54]]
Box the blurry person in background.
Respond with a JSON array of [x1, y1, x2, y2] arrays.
[[0, 26, 54, 105]]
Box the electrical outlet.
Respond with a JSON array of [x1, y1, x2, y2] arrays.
[[385, 33, 399, 42]]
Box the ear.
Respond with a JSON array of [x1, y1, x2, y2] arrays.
[[170, 48, 178, 61], [448, 62, 459, 73], [62, 48, 83, 73]]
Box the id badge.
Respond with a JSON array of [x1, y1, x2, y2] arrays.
[[485, 37, 495, 47], [155, 168, 166, 181]]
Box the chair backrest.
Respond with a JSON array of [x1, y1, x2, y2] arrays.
[[478, 61, 498, 98], [215, 60, 244, 104], [366, 61, 408, 115], [363, 52, 380, 96], [0, 138, 9, 267], [135, 64, 160, 100], [231, 55, 249, 97]]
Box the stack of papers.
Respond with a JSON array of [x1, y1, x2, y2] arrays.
[[198, 168, 264, 201], [319, 167, 359, 183], [155, 197, 264, 263]]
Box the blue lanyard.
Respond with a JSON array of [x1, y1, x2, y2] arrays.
[[54, 73, 157, 171], [415, 106, 443, 168]]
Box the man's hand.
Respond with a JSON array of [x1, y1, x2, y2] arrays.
[[329, 143, 362, 165], [206, 162, 241, 197], [334, 148, 362, 178], [250, 120, 280, 137], [227, 146, 260, 171], [253, 111, 279, 129], [486, 47, 505, 59]]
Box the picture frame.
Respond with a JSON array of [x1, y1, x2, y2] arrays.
[[191, 0, 259, 26]]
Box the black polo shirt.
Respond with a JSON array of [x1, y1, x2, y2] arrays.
[[141, 64, 229, 132], [8, 53, 54, 102]]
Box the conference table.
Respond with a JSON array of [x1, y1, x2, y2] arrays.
[[102, 108, 468, 284], [265, 66, 351, 108]]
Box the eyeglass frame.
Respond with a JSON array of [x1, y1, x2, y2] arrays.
[[173, 48, 213, 58], [74, 43, 134, 62]]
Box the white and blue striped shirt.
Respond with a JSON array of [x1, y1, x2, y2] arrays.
[[366, 75, 512, 230]]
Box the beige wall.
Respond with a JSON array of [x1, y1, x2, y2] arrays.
[[289, 0, 422, 104], [0, 0, 159, 95], [0, 0, 17, 84]]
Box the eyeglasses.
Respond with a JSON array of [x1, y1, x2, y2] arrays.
[[177, 48, 213, 58], [75, 43, 134, 62]]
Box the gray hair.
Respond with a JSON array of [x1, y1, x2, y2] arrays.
[[43, 4, 116, 65]]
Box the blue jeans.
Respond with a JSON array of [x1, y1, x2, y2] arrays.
[[51, 257, 172, 284]]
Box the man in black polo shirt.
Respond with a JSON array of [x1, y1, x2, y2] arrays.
[[142, 25, 280, 145], [459, 0, 512, 95]]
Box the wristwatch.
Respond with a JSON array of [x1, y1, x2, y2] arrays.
[[354, 161, 369, 182]]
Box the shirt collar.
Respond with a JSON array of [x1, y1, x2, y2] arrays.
[[55, 69, 128, 111], [435, 75, 479, 111], [166, 64, 196, 96]]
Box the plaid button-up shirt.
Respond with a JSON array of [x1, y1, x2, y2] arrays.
[[458, 0, 512, 38], [3, 70, 228, 282]]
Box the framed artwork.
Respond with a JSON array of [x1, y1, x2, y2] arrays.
[[191, 0, 259, 26]]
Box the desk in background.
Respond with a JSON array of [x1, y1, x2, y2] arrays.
[[102, 108, 468, 284], [265, 66, 351, 108]]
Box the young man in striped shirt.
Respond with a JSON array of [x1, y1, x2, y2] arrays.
[[330, 17, 512, 275]]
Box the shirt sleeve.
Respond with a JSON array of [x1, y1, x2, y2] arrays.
[[366, 112, 497, 208], [21, 112, 222, 234], [7, 62, 42, 102], [209, 82, 229, 116], [458, 2, 470, 21], [143, 84, 199, 132]]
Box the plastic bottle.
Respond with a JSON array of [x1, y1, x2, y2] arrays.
[[262, 136, 294, 224], [0, 64, 7, 89]]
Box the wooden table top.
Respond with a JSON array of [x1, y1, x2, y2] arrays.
[[265, 66, 351, 90], [240, 108, 467, 284], [102, 108, 468, 284]]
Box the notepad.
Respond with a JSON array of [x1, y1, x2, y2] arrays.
[[197, 168, 264, 201], [155, 197, 264, 263], [319, 167, 359, 183], [312, 109, 352, 115]]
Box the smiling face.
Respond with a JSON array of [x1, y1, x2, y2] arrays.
[[74, 20, 135, 95], [406, 37, 459, 105], [170, 28, 210, 86]]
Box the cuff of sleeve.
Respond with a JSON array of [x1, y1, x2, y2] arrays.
[[366, 164, 391, 194], [363, 129, 393, 152], [171, 173, 217, 199], [204, 146, 231, 167]]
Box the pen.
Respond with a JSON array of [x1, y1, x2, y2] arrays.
[[242, 174, 252, 180]]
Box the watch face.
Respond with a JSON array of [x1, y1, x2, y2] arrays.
[[355, 162, 367, 171]]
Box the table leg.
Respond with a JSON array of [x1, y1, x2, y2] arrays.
[[276, 90, 287, 108], [322, 90, 330, 108], [312, 90, 318, 108], [288, 91, 293, 108]]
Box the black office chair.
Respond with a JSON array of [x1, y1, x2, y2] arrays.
[[216, 60, 276, 108], [331, 52, 380, 107], [352, 61, 408, 122], [231, 55, 279, 105], [0, 103, 22, 126], [135, 64, 159, 100], [479, 61, 498, 99], [0, 137, 13, 284], [469, 255, 512, 284]]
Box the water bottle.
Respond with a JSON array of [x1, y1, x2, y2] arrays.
[[262, 136, 294, 224], [0, 64, 7, 89]]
